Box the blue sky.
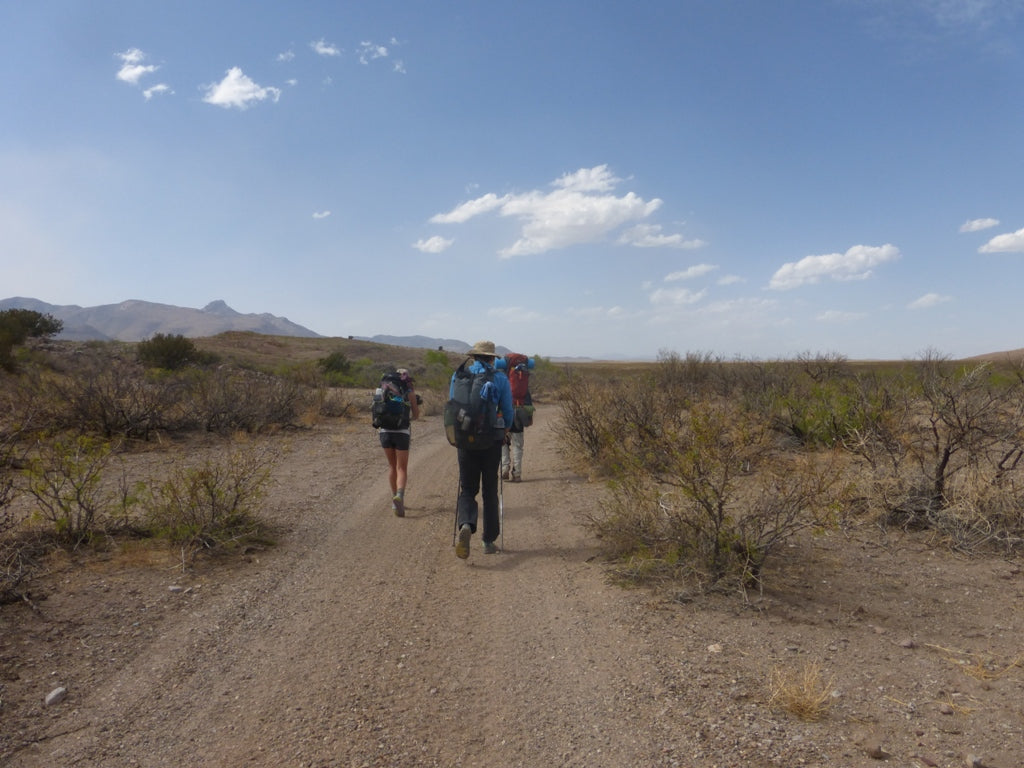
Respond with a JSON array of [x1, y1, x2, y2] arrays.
[[3, 1, 1023, 360]]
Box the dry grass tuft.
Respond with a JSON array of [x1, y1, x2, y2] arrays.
[[767, 661, 835, 721]]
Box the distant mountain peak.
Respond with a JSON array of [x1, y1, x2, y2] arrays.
[[202, 300, 238, 316]]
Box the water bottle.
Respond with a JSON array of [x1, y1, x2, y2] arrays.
[[373, 387, 383, 403]]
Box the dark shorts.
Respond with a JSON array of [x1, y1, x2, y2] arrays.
[[379, 431, 411, 451]]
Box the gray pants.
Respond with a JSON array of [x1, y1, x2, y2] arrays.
[[501, 431, 525, 479]]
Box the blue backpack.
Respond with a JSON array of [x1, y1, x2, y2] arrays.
[[444, 360, 502, 449]]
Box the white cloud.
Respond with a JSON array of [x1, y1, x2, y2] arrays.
[[817, 309, 866, 322], [960, 217, 999, 232], [311, 39, 341, 57], [277, 50, 295, 62], [202, 67, 281, 110], [717, 274, 743, 285], [116, 48, 159, 85], [979, 227, 1024, 253], [618, 223, 705, 249], [142, 84, 171, 100], [358, 41, 389, 64], [664, 263, 717, 282], [393, 60, 407, 74], [430, 165, 669, 258], [312, 211, 331, 220], [430, 193, 509, 224], [413, 236, 454, 253], [649, 287, 708, 306], [908, 292, 953, 309], [768, 244, 901, 290]]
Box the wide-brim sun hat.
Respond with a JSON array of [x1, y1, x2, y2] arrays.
[[468, 340, 497, 357]]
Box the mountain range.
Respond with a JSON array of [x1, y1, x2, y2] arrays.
[[0, 297, 321, 342], [0, 297, 509, 355]]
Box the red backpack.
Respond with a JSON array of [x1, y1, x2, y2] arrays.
[[504, 353, 531, 406]]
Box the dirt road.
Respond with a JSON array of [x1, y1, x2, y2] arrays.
[[3, 407, 1023, 767]]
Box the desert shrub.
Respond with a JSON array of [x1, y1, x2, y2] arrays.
[[0, 309, 63, 372], [586, 395, 839, 591], [22, 435, 127, 547], [42, 359, 181, 439], [555, 372, 625, 474], [318, 349, 351, 376], [844, 354, 1024, 548], [137, 333, 215, 370], [141, 445, 276, 556], [185, 367, 309, 433]]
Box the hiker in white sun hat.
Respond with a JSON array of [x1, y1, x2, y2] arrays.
[[450, 340, 513, 558]]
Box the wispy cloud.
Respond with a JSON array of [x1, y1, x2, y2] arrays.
[[618, 223, 705, 249], [818, 309, 866, 322], [276, 50, 295, 62], [664, 264, 717, 282], [311, 39, 341, 57], [979, 226, 1024, 252], [960, 217, 999, 232], [202, 67, 281, 110], [768, 244, 901, 290], [649, 287, 708, 306], [143, 83, 172, 100], [430, 165, 689, 258], [413, 236, 454, 253], [115, 48, 159, 85], [358, 41, 389, 64], [908, 292, 953, 309], [312, 211, 331, 219]]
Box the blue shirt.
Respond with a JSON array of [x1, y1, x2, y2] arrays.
[[450, 358, 514, 430]]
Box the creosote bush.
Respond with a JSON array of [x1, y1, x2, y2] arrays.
[[141, 445, 277, 558], [563, 350, 1024, 594], [22, 435, 126, 547]]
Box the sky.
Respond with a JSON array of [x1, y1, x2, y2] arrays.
[[2, 1, 1024, 361]]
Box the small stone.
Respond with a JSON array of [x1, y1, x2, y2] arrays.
[[940, 702, 955, 715], [899, 638, 916, 648], [706, 643, 723, 654], [45, 686, 67, 706], [168, 585, 184, 593]]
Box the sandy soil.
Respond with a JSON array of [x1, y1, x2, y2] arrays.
[[1, 406, 1023, 768]]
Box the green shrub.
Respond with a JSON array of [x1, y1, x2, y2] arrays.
[[22, 435, 124, 547], [141, 446, 276, 556], [137, 333, 215, 370]]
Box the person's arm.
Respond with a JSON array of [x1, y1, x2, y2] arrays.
[[409, 386, 421, 420], [497, 373, 514, 436]]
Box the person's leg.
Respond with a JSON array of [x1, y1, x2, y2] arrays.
[[456, 450, 482, 532], [501, 441, 511, 479], [382, 446, 399, 494], [480, 443, 503, 544], [511, 432, 525, 480]]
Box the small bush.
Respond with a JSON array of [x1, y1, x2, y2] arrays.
[[137, 333, 214, 370], [141, 445, 276, 557], [22, 435, 124, 547]]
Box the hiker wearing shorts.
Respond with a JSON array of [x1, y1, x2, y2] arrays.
[[452, 341, 513, 558], [379, 368, 420, 517]]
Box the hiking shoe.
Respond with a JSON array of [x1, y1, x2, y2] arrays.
[[511, 474, 521, 483], [393, 494, 405, 517], [501, 470, 510, 480], [455, 524, 471, 559], [483, 540, 499, 555]]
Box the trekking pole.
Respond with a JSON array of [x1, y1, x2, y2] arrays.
[[499, 468, 504, 552], [453, 477, 461, 546]]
